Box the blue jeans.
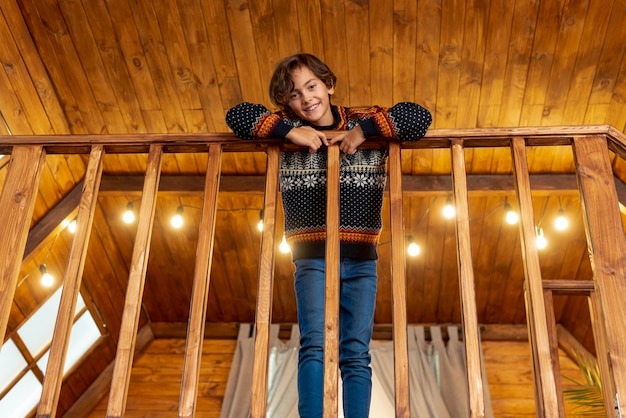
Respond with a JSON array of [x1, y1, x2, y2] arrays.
[[294, 258, 378, 418]]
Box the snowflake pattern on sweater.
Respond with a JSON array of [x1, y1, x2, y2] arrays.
[[226, 102, 432, 260]]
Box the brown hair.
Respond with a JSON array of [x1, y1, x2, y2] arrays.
[[269, 53, 337, 109]]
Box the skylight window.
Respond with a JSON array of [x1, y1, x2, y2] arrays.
[[0, 286, 102, 417], [0, 339, 27, 393]]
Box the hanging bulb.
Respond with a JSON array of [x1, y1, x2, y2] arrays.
[[407, 236, 421, 257], [171, 205, 184, 229], [257, 210, 264, 232], [536, 227, 547, 250], [554, 208, 568, 231], [122, 202, 135, 224], [442, 197, 455, 219], [504, 201, 519, 225], [40, 264, 54, 287], [279, 235, 291, 253], [67, 218, 77, 234]]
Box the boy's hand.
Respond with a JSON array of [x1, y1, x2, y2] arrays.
[[328, 125, 366, 155], [285, 126, 329, 153]]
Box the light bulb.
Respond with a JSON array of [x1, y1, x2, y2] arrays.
[[40, 264, 54, 287], [279, 235, 291, 253], [68, 219, 77, 233], [171, 205, 184, 229], [536, 227, 547, 250], [122, 202, 135, 224], [257, 210, 264, 232], [407, 242, 421, 257], [554, 209, 568, 231], [442, 199, 456, 219], [504, 202, 519, 224]]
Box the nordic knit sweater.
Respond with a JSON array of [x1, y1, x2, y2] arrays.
[[226, 102, 432, 261]]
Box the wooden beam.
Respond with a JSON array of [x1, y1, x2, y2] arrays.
[[23, 180, 82, 261], [98, 173, 586, 195], [388, 142, 411, 417], [573, 135, 626, 413], [511, 137, 561, 416], [0, 146, 46, 342], [451, 140, 486, 418]]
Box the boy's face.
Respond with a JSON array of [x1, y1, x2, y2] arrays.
[[287, 66, 335, 126]]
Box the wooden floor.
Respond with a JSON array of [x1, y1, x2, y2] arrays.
[[85, 338, 598, 417]]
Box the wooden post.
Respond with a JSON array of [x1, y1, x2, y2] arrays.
[[323, 144, 341, 418], [542, 289, 566, 416], [510, 137, 561, 417], [451, 140, 486, 417], [106, 144, 162, 418], [588, 291, 618, 418], [179, 144, 222, 417], [0, 145, 45, 342], [573, 135, 626, 415], [388, 142, 410, 417], [37, 146, 105, 417], [250, 145, 280, 418]]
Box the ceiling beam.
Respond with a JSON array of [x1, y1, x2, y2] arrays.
[[24, 173, 626, 264], [23, 181, 82, 262], [98, 173, 587, 195]]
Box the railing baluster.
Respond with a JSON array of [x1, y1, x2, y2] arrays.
[[388, 142, 411, 417], [106, 144, 163, 418], [510, 137, 561, 417], [37, 145, 105, 417], [250, 145, 280, 417], [451, 140, 486, 417], [323, 144, 341, 418], [179, 143, 223, 417]]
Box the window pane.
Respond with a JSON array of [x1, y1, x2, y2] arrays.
[[17, 288, 62, 356], [17, 287, 87, 357], [0, 371, 42, 418], [0, 339, 28, 392], [37, 312, 101, 374]]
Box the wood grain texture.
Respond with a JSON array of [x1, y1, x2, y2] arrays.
[[2, 0, 626, 411]]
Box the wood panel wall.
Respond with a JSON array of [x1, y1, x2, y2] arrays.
[[84, 338, 597, 418]]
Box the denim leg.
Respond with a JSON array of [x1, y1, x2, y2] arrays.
[[294, 258, 377, 418], [339, 259, 377, 418], [294, 258, 326, 418]]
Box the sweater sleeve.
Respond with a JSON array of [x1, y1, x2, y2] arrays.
[[225, 102, 293, 140], [355, 102, 432, 142]]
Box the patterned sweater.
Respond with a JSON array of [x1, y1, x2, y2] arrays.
[[226, 102, 432, 260]]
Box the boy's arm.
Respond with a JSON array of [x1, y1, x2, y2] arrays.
[[352, 102, 433, 142], [225, 102, 293, 140]]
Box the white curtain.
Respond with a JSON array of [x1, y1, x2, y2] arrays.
[[220, 325, 493, 418]]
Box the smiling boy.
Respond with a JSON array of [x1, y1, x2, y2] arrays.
[[226, 53, 432, 418]]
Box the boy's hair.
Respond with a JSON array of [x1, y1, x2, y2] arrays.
[[269, 53, 337, 109]]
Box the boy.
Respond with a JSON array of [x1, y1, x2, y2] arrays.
[[226, 53, 431, 418]]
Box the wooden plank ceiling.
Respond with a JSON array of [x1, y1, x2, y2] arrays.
[[2, 0, 626, 414]]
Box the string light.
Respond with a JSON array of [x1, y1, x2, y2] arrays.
[[442, 197, 455, 219], [122, 202, 135, 224], [536, 227, 547, 250], [504, 200, 519, 225], [407, 236, 421, 257], [40, 264, 54, 287], [257, 210, 264, 232], [170, 205, 184, 229], [554, 207, 568, 231], [279, 235, 290, 253], [67, 218, 77, 234]]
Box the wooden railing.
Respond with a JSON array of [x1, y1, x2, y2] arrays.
[[1, 126, 625, 417]]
